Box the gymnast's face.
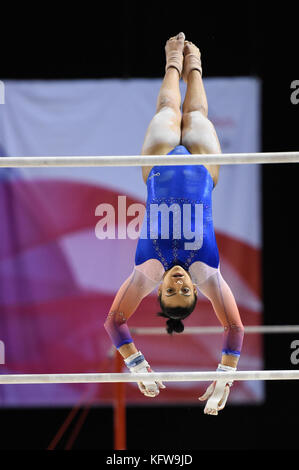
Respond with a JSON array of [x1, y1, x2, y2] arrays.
[[158, 265, 197, 308]]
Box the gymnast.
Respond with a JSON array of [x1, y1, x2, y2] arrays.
[[104, 33, 244, 415]]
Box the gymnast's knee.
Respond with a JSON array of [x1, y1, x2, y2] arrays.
[[181, 111, 221, 154], [141, 108, 181, 155]]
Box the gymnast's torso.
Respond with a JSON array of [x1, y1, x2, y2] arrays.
[[135, 145, 220, 280]]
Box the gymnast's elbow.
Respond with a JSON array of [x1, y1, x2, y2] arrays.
[[224, 322, 244, 332], [104, 311, 127, 333], [103, 312, 115, 332]]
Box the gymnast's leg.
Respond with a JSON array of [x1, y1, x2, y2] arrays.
[[141, 32, 185, 183], [181, 41, 222, 185]]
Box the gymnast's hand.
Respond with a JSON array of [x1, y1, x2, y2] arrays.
[[198, 364, 236, 415], [124, 351, 166, 397]]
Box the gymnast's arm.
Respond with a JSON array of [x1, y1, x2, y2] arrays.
[[189, 264, 244, 367], [104, 264, 163, 359], [200, 273, 244, 367]]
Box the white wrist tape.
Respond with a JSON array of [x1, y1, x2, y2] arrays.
[[217, 363, 237, 386], [124, 351, 149, 373], [124, 351, 158, 391], [203, 364, 237, 414]]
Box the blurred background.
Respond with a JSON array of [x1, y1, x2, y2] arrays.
[[0, 4, 298, 451]]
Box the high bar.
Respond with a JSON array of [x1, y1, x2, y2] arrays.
[[1, 370, 299, 384], [0, 151, 299, 168]]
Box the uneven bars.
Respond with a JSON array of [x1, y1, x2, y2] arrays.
[[130, 325, 299, 335], [0, 152, 299, 168], [1, 370, 299, 384]]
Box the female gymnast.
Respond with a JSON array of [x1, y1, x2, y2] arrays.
[[104, 33, 244, 415]]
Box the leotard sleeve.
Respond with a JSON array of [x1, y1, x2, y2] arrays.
[[104, 260, 164, 349], [189, 262, 244, 358]]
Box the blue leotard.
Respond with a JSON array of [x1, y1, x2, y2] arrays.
[[135, 145, 219, 271], [105, 146, 244, 357]]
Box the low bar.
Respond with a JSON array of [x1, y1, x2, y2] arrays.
[[1, 370, 299, 384]]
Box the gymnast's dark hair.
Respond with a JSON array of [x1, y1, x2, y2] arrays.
[[157, 292, 197, 334]]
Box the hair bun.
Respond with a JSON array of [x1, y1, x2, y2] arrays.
[[166, 318, 184, 334]]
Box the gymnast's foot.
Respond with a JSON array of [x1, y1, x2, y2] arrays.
[[165, 32, 185, 77], [183, 40, 202, 83]]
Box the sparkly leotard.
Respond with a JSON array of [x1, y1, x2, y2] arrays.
[[135, 145, 219, 271], [104, 146, 244, 358]]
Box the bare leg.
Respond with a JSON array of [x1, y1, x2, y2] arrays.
[[181, 42, 222, 185], [141, 67, 182, 157], [141, 33, 185, 183], [182, 69, 208, 116]]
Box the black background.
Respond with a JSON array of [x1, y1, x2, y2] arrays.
[[0, 3, 298, 452]]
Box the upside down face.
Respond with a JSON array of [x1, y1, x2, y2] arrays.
[[158, 265, 197, 309]]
